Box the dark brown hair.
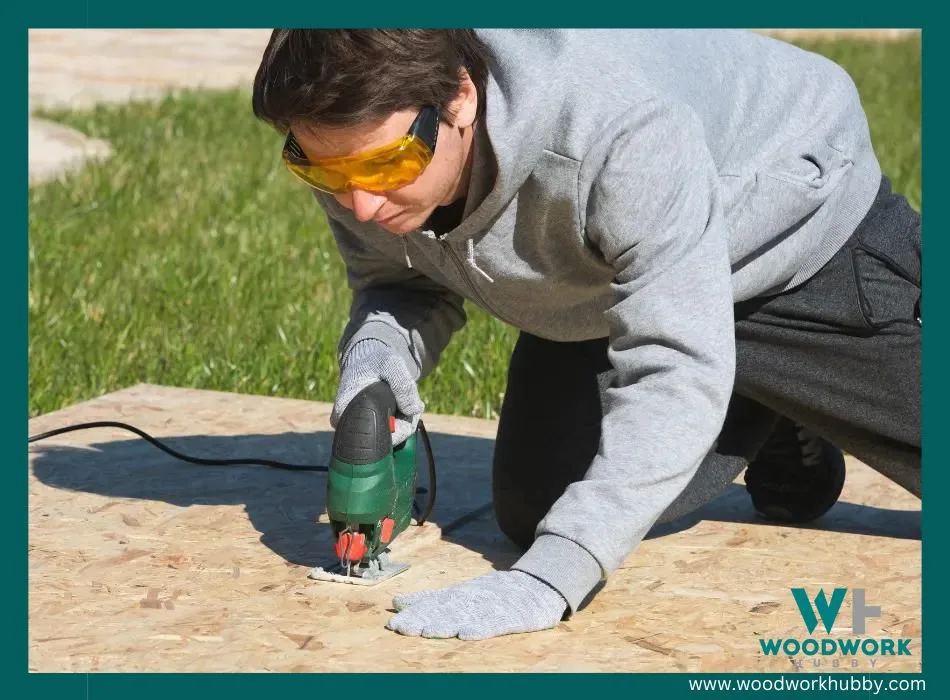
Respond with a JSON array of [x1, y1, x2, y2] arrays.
[[252, 29, 493, 132]]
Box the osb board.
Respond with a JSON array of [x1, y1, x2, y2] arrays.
[[29, 384, 921, 673]]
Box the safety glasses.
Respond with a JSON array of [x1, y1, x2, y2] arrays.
[[282, 106, 440, 195]]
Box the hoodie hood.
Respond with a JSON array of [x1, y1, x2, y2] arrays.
[[437, 30, 574, 242]]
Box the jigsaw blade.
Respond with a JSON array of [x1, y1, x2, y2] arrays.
[[308, 550, 410, 587]]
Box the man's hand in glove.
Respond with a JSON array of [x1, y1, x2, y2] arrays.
[[386, 570, 568, 641], [332, 338, 423, 446]]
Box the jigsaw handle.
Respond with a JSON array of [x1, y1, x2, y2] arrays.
[[332, 381, 397, 465]]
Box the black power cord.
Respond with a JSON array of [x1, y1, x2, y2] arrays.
[[414, 419, 437, 526], [28, 418, 437, 524], [28, 420, 330, 471]]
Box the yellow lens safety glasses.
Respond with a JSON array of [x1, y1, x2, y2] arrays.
[[282, 106, 440, 195]]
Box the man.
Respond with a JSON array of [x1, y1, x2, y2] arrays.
[[252, 29, 921, 641]]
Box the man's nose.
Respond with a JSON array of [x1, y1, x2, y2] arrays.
[[337, 189, 387, 222]]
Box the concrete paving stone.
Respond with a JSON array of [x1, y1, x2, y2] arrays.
[[29, 117, 113, 185], [28, 29, 272, 111], [28, 29, 271, 182]]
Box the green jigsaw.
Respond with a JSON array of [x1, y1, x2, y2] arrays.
[[309, 380, 435, 586]]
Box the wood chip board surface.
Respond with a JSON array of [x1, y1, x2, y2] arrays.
[[28, 384, 921, 672]]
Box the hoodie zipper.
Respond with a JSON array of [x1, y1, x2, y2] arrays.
[[408, 228, 511, 325], [429, 234, 511, 325], [445, 241, 506, 318]]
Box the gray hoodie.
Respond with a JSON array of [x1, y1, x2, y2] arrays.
[[315, 29, 882, 612]]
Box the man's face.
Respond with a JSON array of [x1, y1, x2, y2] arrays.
[[290, 77, 479, 236]]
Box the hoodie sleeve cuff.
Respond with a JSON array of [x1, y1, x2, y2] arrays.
[[511, 533, 604, 615]]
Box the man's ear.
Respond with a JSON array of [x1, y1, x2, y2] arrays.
[[442, 67, 479, 129]]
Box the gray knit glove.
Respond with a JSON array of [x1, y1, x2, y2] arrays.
[[386, 570, 568, 640], [331, 339, 424, 446]]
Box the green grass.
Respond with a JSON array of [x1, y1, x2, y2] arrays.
[[28, 36, 921, 419]]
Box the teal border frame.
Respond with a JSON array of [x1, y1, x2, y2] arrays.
[[15, 3, 936, 696]]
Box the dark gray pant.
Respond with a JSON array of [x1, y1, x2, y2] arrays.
[[492, 177, 921, 550]]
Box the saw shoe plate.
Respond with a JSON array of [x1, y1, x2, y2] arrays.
[[308, 551, 410, 587]]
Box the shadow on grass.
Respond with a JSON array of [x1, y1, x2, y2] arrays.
[[29, 430, 920, 575]]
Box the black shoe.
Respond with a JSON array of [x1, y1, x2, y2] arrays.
[[744, 418, 846, 523]]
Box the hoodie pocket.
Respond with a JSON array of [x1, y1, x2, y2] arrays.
[[726, 141, 851, 224], [763, 140, 852, 191], [722, 140, 853, 276], [755, 140, 853, 225]]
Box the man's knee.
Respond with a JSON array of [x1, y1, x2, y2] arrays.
[[492, 491, 537, 552], [492, 445, 578, 553]]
